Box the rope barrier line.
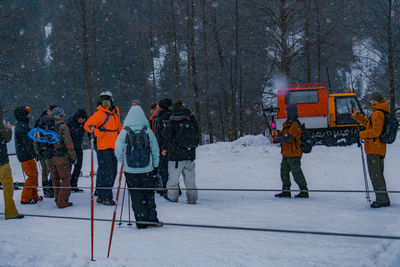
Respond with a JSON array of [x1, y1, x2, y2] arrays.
[[2, 212, 400, 241], [5, 185, 400, 194]]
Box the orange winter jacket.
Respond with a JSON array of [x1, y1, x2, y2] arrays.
[[353, 100, 389, 156], [84, 105, 122, 150], [277, 120, 303, 158]]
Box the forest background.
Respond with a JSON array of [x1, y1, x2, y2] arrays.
[[1, 0, 399, 143]]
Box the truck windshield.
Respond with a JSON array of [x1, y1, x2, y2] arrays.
[[335, 96, 362, 125], [286, 90, 318, 104]]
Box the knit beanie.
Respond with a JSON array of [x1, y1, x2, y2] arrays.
[[370, 91, 384, 102], [131, 99, 142, 106], [76, 109, 87, 119], [286, 104, 298, 120], [172, 99, 184, 111], [158, 98, 172, 110], [51, 107, 65, 119]]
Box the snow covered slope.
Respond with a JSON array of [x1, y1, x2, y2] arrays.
[[1, 135, 400, 266]]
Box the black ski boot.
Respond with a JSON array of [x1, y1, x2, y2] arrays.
[[370, 201, 390, 208], [275, 191, 291, 198], [294, 191, 309, 198]]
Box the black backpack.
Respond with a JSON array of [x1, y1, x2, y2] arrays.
[[37, 116, 56, 159], [374, 109, 398, 144], [125, 126, 151, 168], [295, 120, 313, 153], [175, 116, 199, 150]]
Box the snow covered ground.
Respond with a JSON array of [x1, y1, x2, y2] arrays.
[[1, 135, 400, 267]]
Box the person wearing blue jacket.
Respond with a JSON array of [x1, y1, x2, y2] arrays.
[[115, 100, 163, 229]]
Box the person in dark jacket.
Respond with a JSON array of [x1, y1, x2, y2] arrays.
[[162, 99, 200, 204], [154, 98, 172, 194], [14, 106, 42, 204], [0, 103, 24, 219], [270, 104, 308, 198], [34, 104, 57, 198], [149, 103, 158, 132], [66, 109, 87, 192]]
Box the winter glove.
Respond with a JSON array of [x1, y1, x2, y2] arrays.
[[270, 138, 275, 144]]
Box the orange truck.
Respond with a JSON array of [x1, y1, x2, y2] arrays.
[[267, 83, 364, 146]]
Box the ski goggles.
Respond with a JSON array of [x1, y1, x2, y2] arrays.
[[25, 106, 31, 112], [101, 100, 111, 104]]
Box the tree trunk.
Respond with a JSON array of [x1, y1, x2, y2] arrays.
[[201, 0, 214, 143], [170, 0, 181, 98], [316, 0, 322, 83], [80, 0, 92, 115], [211, 6, 230, 141], [148, 0, 157, 102], [387, 0, 395, 115], [304, 0, 311, 83], [189, 0, 202, 139]]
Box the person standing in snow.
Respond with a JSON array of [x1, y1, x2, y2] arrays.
[[47, 108, 76, 209], [0, 103, 24, 219], [84, 91, 122, 206], [66, 109, 87, 192], [14, 106, 43, 204], [351, 91, 391, 208], [115, 100, 162, 229], [162, 99, 200, 204], [149, 103, 158, 132], [34, 104, 58, 198], [154, 98, 172, 195], [270, 104, 309, 198]]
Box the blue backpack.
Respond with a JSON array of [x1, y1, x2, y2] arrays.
[[125, 126, 151, 168]]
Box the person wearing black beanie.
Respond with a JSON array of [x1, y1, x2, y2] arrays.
[[154, 98, 172, 194], [66, 109, 87, 192]]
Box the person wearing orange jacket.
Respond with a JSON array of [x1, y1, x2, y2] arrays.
[[270, 104, 308, 199], [351, 91, 391, 208], [84, 91, 122, 205]]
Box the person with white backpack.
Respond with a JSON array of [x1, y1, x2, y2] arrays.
[[114, 100, 162, 229]]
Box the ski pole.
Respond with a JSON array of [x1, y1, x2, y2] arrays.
[[107, 161, 124, 258], [128, 190, 132, 227], [117, 179, 127, 227], [90, 127, 95, 261], [358, 138, 371, 203]]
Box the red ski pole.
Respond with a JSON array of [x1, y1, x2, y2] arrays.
[[107, 161, 124, 258], [90, 127, 95, 261]]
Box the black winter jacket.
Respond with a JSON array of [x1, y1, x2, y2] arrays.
[[154, 109, 172, 151], [34, 110, 48, 128], [14, 107, 36, 162], [66, 112, 86, 151], [162, 107, 200, 162]]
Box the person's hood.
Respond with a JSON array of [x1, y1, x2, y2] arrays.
[[72, 109, 87, 123], [171, 108, 192, 121], [14, 107, 30, 122], [372, 99, 389, 113], [286, 104, 298, 121], [123, 106, 149, 130]]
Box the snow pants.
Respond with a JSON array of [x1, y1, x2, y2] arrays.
[[40, 159, 53, 197], [280, 157, 308, 192], [71, 149, 83, 188], [367, 154, 390, 204], [159, 154, 169, 188], [21, 159, 40, 203], [95, 147, 102, 192], [40, 159, 51, 186], [48, 162, 71, 208], [125, 172, 159, 228], [97, 149, 117, 201], [0, 163, 19, 219], [167, 160, 198, 204]]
